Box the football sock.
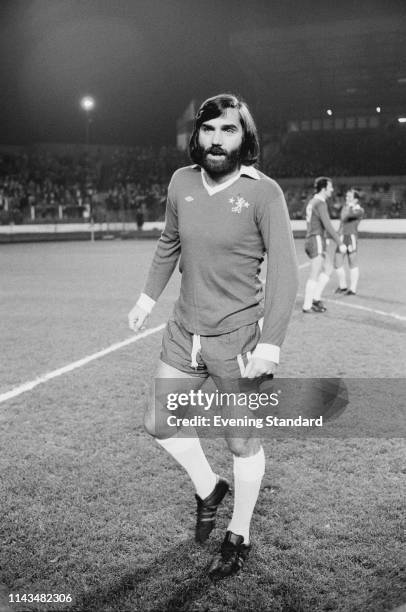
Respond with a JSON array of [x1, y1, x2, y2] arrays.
[[350, 267, 359, 292], [313, 272, 330, 301], [303, 279, 317, 310], [336, 266, 347, 289], [227, 446, 266, 544], [156, 434, 217, 499]]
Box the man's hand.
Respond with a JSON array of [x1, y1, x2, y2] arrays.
[[243, 357, 277, 379], [128, 304, 149, 332], [339, 243, 347, 254]]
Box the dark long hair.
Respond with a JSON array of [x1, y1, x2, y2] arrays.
[[189, 93, 260, 166]]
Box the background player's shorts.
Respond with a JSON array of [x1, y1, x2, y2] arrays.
[[160, 318, 262, 378], [339, 233, 358, 253], [305, 235, 326, 259]]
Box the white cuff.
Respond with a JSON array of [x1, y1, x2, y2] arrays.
[[252, 343, 280, 364], [136, 293, 156, 314]]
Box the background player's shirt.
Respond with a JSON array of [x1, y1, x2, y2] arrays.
[[305, 195, 341, 245], [141, 165, 298, 359], [339, 203, 364, 236]]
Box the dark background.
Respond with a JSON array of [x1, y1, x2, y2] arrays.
[[1, 0, 405, 145]]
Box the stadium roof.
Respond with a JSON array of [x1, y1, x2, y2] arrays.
[[230, 17, 406, 123]]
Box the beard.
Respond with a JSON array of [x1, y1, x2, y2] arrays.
[[198, 144, 241, 177]]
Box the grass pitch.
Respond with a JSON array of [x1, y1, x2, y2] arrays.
[[0, 239, 405, 611]]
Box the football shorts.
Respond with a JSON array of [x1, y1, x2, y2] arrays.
[[304, 235, 326, 259], [337, 234, 357, 254], [161, 318, 262, 378]]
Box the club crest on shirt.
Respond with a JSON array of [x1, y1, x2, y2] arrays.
[[229, 195, 250, 214]]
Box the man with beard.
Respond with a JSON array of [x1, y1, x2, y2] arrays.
[[128, 94, 298, 579]]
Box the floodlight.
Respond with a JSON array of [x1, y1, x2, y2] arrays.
[[80, 96, 95, 112]]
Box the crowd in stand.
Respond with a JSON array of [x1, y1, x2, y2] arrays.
[[0, 151, 101, 224], [0, 147, 189, 225], [0, 139, 405, 225], [283, 181, 405, 220], [266, 128, 406, 178], [103, 146, 187, 224]]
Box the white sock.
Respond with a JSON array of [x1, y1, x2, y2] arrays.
[[336, 267, 347, 289], [313, 272, 330, 301], [350, 267, 359, 292], [227, 447, 266, 544], [156, 435, 217, 499], [303, 279, 317, 310]]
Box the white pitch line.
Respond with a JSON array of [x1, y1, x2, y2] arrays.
[[297, 262, 406, 323], [2, 261, 403, 403], [0, 324, 166, 405], [278, 260, 405, 322], [322, 298, 406, 322]]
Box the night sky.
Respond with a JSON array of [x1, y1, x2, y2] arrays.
[[0, 0, 404, 146]]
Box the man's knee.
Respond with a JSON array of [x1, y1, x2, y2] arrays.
[[143, 406, 172, 439], [143, 409, 157, 437], [225, 436, 261, 458], [309, 256, 322, 279]]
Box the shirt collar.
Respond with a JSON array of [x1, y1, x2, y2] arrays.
[[240, 165, 260, 180], [191, 164, 260, 196], [192, 164, 260, 180]]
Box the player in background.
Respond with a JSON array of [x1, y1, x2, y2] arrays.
[[334, 187, 364, 295], [302, 177, 347, 313], [128, 94, 298, 579]]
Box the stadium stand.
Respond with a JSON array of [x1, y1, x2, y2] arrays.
[[0, 140, 405, 225], [265, 128, 406, 178]]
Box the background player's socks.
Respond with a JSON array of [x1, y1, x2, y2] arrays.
[[336, 266, 347, 289], [227, 447, 266, 544], [350, 267, 359, 293], [303, 279, 317, 310], [156, 434, 217, 499], [313, 272, 330, 301]]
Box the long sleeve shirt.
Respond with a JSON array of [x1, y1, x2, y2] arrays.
[[339, 203, 364, 235], [138, 164, 298, 363], [305, 195, 342, 246]]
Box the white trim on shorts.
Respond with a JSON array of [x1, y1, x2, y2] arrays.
[[351, 234, 356, 252], [316, 235, 323, 255], [237, 354, 245, 376]]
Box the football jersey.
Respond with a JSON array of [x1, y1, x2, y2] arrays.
[[340, 204, 364, 236], [142, 165, 298, 351], [305, 195, 341, 245]]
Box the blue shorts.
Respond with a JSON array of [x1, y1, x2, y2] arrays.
[[161, 318, 261, 378], [305, 235, 326, 259], [338, 234, 358, 254]]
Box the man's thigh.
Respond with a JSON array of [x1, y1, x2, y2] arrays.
[[146, 359, 207, 439], [323, 239, 336, 275], [348, 251, 358, 267], [309, 254, 323, 280], [334, 250, 344, 268], [161, 318, 208, 376], [305, 235, 325, 260], [202, 322, 261, 380], [203, 324, 267, 456], [344, 234, 358, 257], [211, 375, 264, 457]]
